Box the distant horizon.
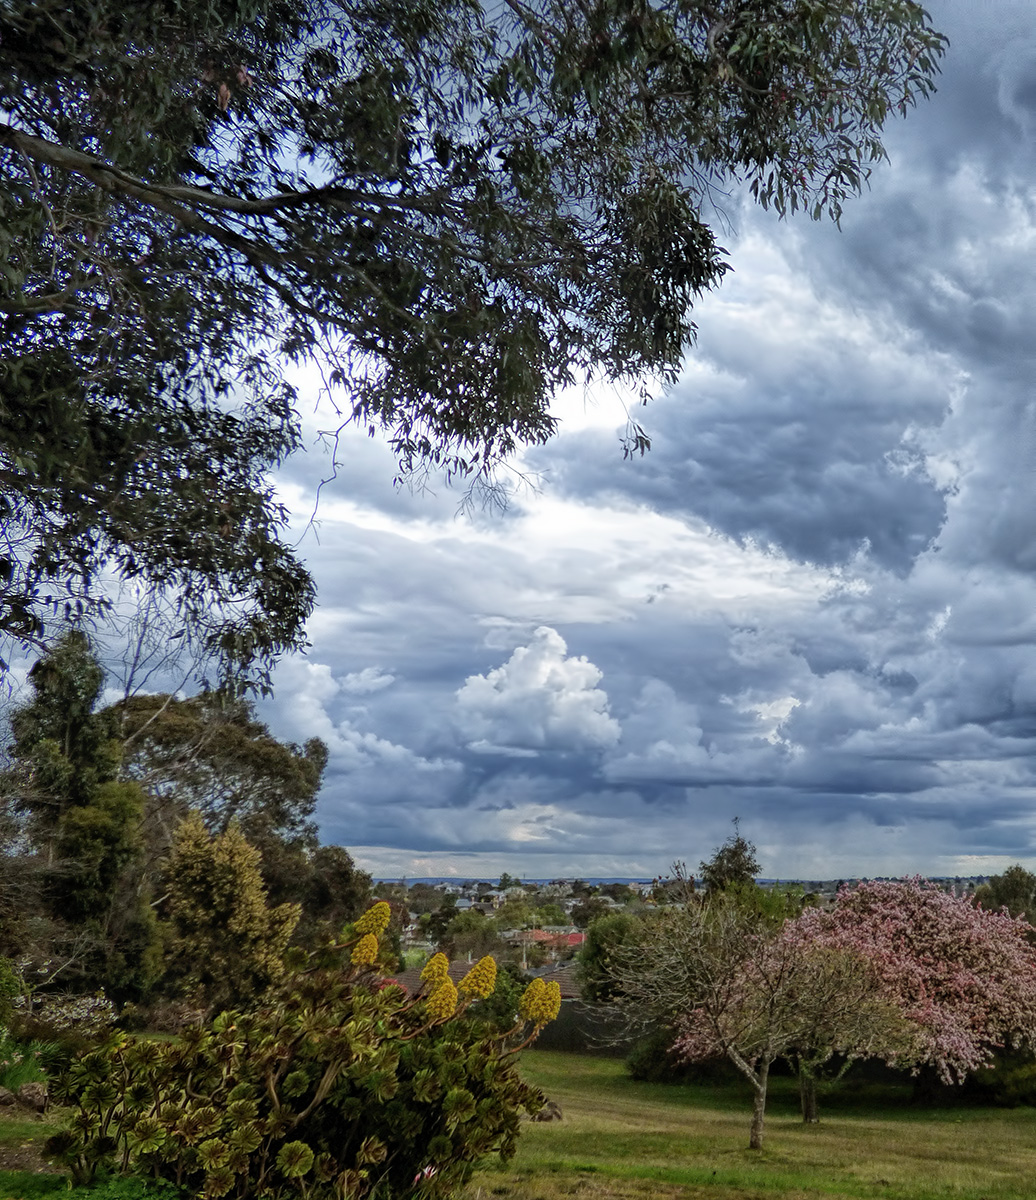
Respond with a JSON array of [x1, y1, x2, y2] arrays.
[[372, 873, 995, 887]]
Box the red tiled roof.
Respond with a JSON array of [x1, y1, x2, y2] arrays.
[[529, 963, 582, 999], [510, 929, 586, 945]]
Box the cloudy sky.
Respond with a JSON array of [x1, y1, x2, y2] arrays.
[[252, 1, 1036, 881]]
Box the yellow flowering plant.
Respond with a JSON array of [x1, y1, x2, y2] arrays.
[[420, 952, 449, 985], [425, 977, 458, 1022], [354, 901, 391, 938], [49, 938, 551, 1200], [351, 934, 379, 967], [458, 956, 497, 1000]]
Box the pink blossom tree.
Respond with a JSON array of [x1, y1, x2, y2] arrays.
[[613, 898, 907, 1149], [788, 878, 1036, 1097]]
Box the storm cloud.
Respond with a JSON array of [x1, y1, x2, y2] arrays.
[[247, 0, 1036, 881]]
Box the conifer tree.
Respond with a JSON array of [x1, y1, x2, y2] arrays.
[[161, 812, 300, 1010], [1, 631, 160, 998]]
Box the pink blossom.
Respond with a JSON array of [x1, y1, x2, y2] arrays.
[[786, 878, 1036, 1082]]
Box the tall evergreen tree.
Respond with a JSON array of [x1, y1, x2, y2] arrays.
[[161, 812, 300, 1011], [699, 819, 761, 895], [1, 632, 160, 998]]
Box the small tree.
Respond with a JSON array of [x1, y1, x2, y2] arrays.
[[578, 912, 639, 1004], [792, 879, 1036, 1087], [1, 631, 160, 999], [7, 630, 122, 853], [974, 866, 1036, 925], [571, 897, 611, 929], [612, 898, 905, 1149], [441, 910, 505, 962], [699, 819, 760, 895], [116, 690, 327, 843], [161, 813, 299, 1011], [533, 904, 568, 928]]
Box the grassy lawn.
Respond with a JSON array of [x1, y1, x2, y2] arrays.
[[4, 1051, 1035, 1200], [468, 1051, 1036, 1200], [0, 1107, 64, 1200]]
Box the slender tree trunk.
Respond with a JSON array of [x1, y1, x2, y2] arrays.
[[911, 1062, 940, 1106], [799, 1070, 819, 1123], [749, 1057, 770, 1150]]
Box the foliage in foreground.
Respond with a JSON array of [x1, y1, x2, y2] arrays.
[[47, 906, 560, 1200]]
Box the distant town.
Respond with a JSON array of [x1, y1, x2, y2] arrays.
[[372, 873, 997, 976]]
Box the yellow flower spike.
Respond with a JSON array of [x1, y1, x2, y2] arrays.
[[458, 956, 497, 1000], [517, 977, 560, 1026], [518, 977, 547, 1023], [354, 901, 391, 937], [425, 977, 458, 1022], [420, 952, 449, 985], [351, 934, 379, 966], [543, 980, 561, 1023]]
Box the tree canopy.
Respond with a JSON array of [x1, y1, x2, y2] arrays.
[[0, 0, 946, 679], [605, 894, 906, 1149], [792, 879, 1036, 1083], [115, 689, 327, 846], [699, 819, 761, 894], [974, 865, 1036, 925], [0, 630, 369, 1000]]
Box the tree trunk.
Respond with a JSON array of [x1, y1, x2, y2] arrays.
[[749, 1058, 770, 1150], [911, 1062, 940, 1106], [799, 1070, 819, 1123]]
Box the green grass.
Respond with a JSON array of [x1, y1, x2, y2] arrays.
[[0, 1118, 50, 1150], [0, 1171, 66, 1200], [0, 1104, 63, 1197], [3, 1052, 1034, 1200], [469, 1052, 1036, 1200]]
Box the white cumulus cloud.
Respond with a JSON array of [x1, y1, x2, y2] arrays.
[[340, 666, 396, 695], [455, 626, 621, 754]]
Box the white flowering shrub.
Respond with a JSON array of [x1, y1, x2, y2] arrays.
[[32, 992, 117, 1035]]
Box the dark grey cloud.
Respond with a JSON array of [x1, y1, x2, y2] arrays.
[[248, 0, 1036, 880], [536, 352, 948, 572]]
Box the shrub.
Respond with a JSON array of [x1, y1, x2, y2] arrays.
[[120, 1000, 207, 1035], [48, 911, 557, 1199], [966, 1048, 1036, 1106], [625, 1027, 737, 1085], [25, 991, 118, 1035], [12, 991, 118, 1066], [0, 956, 21, 1031], [0, 1028, 51, 1091]]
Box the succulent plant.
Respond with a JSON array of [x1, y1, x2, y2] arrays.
[[48, 919, 554, 1199]]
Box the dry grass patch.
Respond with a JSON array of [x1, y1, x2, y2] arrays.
[[0, 1108, 62, 1176]]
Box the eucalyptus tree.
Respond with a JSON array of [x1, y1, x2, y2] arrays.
[[1, 0, 946, 681]]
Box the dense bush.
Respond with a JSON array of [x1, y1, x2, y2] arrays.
[[48, 906, 559, 1200], [626, 1027, 737, 1085], [0, 956, 20, 1030], [12, 990, 119, 1069], [965, 1048, 1036, 1107]]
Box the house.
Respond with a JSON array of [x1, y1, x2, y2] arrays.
[[525, 961, 582, 999]]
